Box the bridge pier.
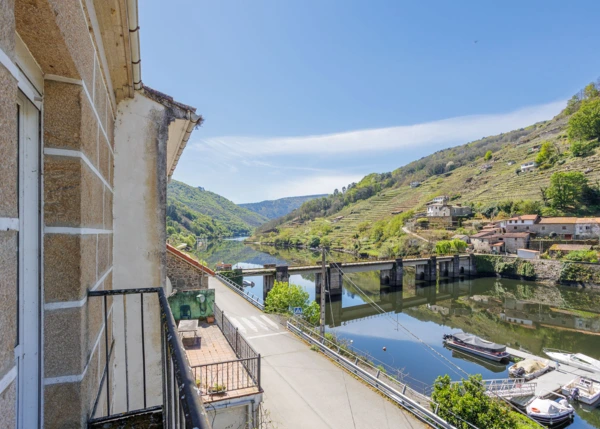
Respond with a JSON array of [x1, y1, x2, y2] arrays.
[[263, 274, 274, 302], [276, 265, 289, 283], [380, 258, 404, 288], [424, 256, 437, 282], [452, 254, 460, 278], [315, 264, 343, 300]]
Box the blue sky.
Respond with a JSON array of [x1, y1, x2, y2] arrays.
[[140, 1, 600, 203]]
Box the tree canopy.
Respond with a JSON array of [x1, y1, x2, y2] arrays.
[[546, 171, 588, 210], [568, 97, 600, 141]]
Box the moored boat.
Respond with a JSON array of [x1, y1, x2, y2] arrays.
[[509, 358, 552, 381], [544, 348, 600, 374], [561, 376, 600, 406], [443, 333, 510, 362], [526, 392, 575, 426]]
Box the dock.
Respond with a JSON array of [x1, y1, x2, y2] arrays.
[[506, 347, 593, 396]]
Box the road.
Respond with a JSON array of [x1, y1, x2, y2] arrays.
[[402, 226, 428, 242], [209, 277, 426, 429]]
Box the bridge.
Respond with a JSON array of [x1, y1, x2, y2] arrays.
[[233, 254, 475, 301]]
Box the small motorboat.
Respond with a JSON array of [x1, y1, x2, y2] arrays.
[[509, 358, 552, 381], [443, 333, 510, 362], [527, 393, 575, 426], [562, 377, 600, 406], [242, 280, 255, 287], [544, 348, 600, 374]]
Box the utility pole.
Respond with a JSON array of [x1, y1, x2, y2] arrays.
[[320, 247, 327, 337]]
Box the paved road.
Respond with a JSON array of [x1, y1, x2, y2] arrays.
[[209, 277, 427, 429]]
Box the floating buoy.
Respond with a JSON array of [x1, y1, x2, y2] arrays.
[[382, 347, 387, 351]]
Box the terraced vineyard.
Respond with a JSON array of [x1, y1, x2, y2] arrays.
[[264, 107, 600, 250]]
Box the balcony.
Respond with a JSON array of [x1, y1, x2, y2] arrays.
[[86, 288, 212, 429]]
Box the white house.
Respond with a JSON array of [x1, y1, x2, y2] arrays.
[[521, 161, 537, 172]]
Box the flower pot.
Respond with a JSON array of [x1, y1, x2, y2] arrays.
[[206, 316, 215, 324]]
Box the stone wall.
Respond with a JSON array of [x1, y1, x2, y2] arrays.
[[473, 254, 600, 288], [167, 251, 209, 291]]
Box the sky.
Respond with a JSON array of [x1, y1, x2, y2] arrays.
[[140, 1, 600, 204]]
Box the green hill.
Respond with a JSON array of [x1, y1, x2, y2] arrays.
[[167, 180, 268, 245], [254, 82, 600, 257], [240, 194, 327, 219]]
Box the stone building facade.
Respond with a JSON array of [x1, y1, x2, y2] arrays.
[[0, 1, 202, 427], [166, 244, 214, 291]]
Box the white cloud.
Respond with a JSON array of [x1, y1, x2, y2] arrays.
[[190, 100, 565, 156], [261, 174, 364, 201]]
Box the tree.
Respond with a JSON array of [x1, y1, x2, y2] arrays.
[[264, 281, 319, 324], [584, 82, 599, 100], [568, 98, 600, 141], [546, 171, 588, 210], [570, 139, 595, 157], [431, 374, 519, 429], [535, 141, 558, 166], [484, 150, 493, 161], [564, 250, 598, 263], [565, 95, 580, 115]]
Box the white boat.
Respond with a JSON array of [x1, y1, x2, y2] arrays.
[[242, 280, 255, 287], [544, 348, 600, 374], [561, 376, 600, 406], [509, 358, 552, 381], [443, 333, 510, 362], [526, 392, 575, 426]]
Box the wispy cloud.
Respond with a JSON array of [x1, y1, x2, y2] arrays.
[[263, 174, 364, 201], [190, 100, 565, 156]]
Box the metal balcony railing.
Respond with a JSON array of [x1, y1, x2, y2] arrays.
[[87, 287, 211, 429]]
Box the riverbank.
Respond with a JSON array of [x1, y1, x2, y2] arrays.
[[473, 254, 600, 289]]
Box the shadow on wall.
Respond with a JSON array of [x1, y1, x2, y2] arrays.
[[168, 289, 215, 321]]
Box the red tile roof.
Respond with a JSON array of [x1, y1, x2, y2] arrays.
[[167, 244, 215, 276], [538, 217, 578, 224], [496, 232, 531, 238], [508, 215, 539, 221]]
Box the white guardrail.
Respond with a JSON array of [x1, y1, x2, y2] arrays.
[[286, 318, 468, 429], [216, 274, 265, 311]]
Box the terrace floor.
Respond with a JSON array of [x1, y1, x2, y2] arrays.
[[183, 321, 260, 403]]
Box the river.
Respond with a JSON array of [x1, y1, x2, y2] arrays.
[[196, 239, 600, 428]]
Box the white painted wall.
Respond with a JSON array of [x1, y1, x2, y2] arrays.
[[112, 92, 168, 412]]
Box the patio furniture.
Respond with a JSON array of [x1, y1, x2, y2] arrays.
[[178, 319, 200, 348]]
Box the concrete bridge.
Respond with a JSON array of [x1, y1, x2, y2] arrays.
[[237, 254, 474, 301]]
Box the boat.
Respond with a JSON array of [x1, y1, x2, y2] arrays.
[[242, 280, 255, 287], [509, 358, 552, 381], [526, 392, 575, 426], [442, 333, 510, 362], [448, 348, 508, 373], [561, 376, 600, 406], [544, 348, 600, 374]]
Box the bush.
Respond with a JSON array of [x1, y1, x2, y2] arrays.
[[435, 239, 467, 255], [570, 140, 597, 157], [484, 150, 493, 161], [432, 374, 519, 428], [307, 236, 321, 248], [564, 250, 598, 263], [264, 281, 320, 324]]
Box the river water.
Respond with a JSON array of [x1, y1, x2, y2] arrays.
[[197, 239, 600, 428]]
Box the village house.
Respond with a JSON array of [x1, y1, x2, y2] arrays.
[[470, 231, 530, 254], [470, 231, 499, 253], [534, 217, 578, 239], [497, 232, 531, 253], [575, 218, 600, 239], [410, 181, 421, 188], [521, 161, 537, 172], [426, 202, 472, 217], [501, 214, 540, 232]]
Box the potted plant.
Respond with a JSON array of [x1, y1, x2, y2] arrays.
[[206, 314, 215, 324], [208, 383, 227, 394]]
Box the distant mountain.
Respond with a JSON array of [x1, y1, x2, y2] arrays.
[[240, 194, 327, 219], [167, 180, 268, 244]]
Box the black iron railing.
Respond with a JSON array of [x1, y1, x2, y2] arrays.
[[192, 357, 260, 399], [87, 287, 211, 429], [214, 303, 260, 361]]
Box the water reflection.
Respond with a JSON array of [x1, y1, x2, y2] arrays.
[[197, 239, 600, 428]]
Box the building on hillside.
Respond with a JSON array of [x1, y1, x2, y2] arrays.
[[575, 218, 600, 239], [470, 231, 498, 253], [534, 217, 577, 239], [498, 233, 531, 253], [548, 244, 593, 258], [0, 2, 217, 428], [426, 202, 472, 218], [517, 249, 540, 259], [521, 161, 537, 172], [480, 163, 492, 171], [410, 181, 421, 188], [430, 195, 449, 204], [501, 214, 540, 232], [216, 263, 233, 271], [451, 234, 470, 244]]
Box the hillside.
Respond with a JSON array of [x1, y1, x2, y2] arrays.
[[240, 194, 327, 219], [253, 82, 600, 256], [167, 180, 268, 245]]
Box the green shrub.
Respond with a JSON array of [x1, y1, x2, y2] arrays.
[[264, 281, 320, 325], [516, 261, 536, 278], [564, 250, 598, 263], [432, 374, 519, 428], [484, 150, 493, 161]]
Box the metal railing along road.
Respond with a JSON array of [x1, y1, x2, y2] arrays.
[[216, 273, 264, 310], [287, 317, 473, 429], [87, 287, 211, 429]]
